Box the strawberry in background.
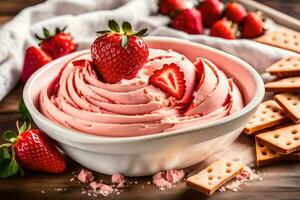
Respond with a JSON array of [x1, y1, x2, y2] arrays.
[[196, 0, 223, 27], [210, 18, 238, 39], [0, 121, 66, 178], [224, 2, 247, 24], [158, 0, 186, 16], [21, 46, 52, 82], [35, 27, 76, 59], [21, 26, 76, 82], [241, 12, 264, 38], [171, 9, 203, 34]]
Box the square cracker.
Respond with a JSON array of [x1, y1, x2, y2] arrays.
[[244, 100, 289, 135], [266, 57, 300, 77], [186, 158, 244, 196], [256, 124, 300, 154], [274, 93, 300, 123], [255, 140, 300, 167], [255, 28, 300, 54], [265, 77, 300, 92]]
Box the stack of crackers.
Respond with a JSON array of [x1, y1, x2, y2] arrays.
[[244, 56, 300, 167], [186, 56, 300, 196]]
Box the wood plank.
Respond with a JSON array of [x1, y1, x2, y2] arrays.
[[257, 0, 300, 20], [0, 83, 23, 113], [0, 16, 12, 25], [0, 0, 44, 16]]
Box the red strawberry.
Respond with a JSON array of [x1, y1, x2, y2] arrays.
[[210, 18, 238, 39], [91, 20, 149, 83], [171, 9, 203, 34], [224, 2, 247, 24], [149, 63, 186, 100], [35, 27, 76, 59], [158, 0, 186, 16], [196, 0, 222, 27], [241, 12, 264, 38], [21, 46, 52, 82], [0, 122, 66, 178]]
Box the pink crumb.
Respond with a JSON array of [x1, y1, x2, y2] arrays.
[[90, 181, 114, 197], [99, 184, 114, 197], [153, 169, 185, 189], [111, 173, 125, 188], [90, 181, 103, 190], [236, 170, 251, 181], [166, 169, 185, 183], [78, 169, 94, 183]]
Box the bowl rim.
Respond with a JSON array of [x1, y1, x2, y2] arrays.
[[23, 36, 265, 144]]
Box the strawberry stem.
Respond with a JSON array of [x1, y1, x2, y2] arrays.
[[96, 20, 148, 48], [35, 26, 68, 41]]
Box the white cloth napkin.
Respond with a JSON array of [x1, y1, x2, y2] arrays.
[[0, 0, 297, 101]]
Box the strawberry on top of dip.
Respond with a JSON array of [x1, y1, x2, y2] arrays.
[[38, 20, 244, 137]]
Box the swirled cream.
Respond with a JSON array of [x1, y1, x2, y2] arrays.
[[39, 49, 243, 137]]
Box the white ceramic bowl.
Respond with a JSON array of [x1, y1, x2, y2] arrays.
[[23, 37, 264, 176]]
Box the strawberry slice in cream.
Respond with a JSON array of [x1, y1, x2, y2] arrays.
[[39, 49, 243, 137]]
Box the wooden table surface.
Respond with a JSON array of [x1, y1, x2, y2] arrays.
[[0, 1, 300, 200]]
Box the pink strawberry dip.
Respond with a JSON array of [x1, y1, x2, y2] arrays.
[[39, 48, 243, 137]]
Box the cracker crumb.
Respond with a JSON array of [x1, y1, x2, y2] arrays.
[[218, 166, 263, 193]]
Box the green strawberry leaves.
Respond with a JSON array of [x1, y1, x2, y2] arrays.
[[35, 26, 68, 41], [108, 20, 120, 32], [19, 99, 31, 122], [0, 147, 10, 160], [96, 20, 148, 48], [122, 22, 132, 33], [3, 131, 17, 143], [0, 147, 20, 178], [0, 121, 30, 178], [133, 28, 148, 37]]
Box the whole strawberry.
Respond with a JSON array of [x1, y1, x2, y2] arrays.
[[224, 2, 247, 24], [21, 46, 52, 82], [171, 9, 203, 34], [241, 12, 264, 38], [0, 122, 66, 178], [35, 27, 76, 59], [196, 0, 222, 27], [91, 20, 149, 83], [158, 0, 186, 16], [210, 18, 238, 39]]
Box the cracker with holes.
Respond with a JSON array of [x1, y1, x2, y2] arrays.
[[244, 100, 289, 135], [265, 77, 300, 92], [266, 56, 300, 77], [256, 124, 300, 154], [274, 93, 300, 123], [255, 28, 300, 54], [256, 140, 289, 166], [186, 158, 244, 196]]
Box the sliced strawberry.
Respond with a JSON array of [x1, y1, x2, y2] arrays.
[[149, 63, 186, 100]]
